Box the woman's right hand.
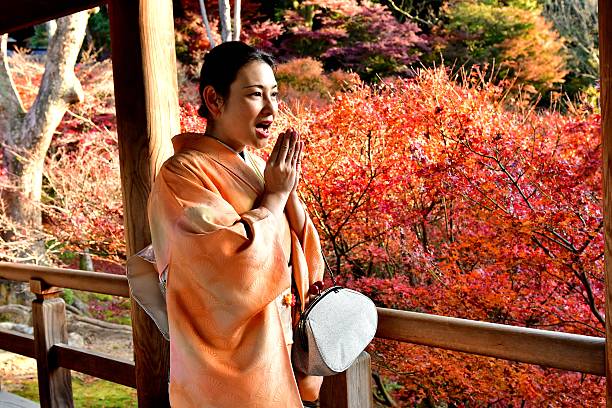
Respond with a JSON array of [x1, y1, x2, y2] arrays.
[[261, 130, 302, 217]]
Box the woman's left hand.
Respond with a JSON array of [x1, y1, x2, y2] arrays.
[[289, 129, 304, 194]]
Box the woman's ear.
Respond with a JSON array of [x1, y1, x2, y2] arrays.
[[203, 86, 224, 118]]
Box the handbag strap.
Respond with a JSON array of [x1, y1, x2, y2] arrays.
[[320, 250, 337, 286]]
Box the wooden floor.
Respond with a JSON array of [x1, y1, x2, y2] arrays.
[[0, 391, 39, 407]]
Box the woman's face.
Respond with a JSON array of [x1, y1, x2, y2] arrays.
[[213, 61, 278, 151]]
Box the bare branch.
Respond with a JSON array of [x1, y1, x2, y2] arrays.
[[218, 0, 232, 42], [233, 0, 241, 41], [198, 0, 216, 49]]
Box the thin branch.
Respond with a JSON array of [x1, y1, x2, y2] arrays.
[[198, 0, 216, 48], [232, 0, 241, 41]]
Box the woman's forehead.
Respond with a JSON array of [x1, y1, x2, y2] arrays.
[[235, 61, 277, 88]]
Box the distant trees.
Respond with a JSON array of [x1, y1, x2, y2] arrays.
[[0, 11, 90, 271], [197, 0, 241, 48], [542, 0, 599, 93]]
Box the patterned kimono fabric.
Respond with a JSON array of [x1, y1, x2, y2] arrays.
[[148, 133, 324, 407]]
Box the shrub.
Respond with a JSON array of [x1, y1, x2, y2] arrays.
[[440, 0, 568, 94], [274, 57, 361, 107], [278, 0, 429, 81], [542, 0, 599, 96], [269, 66, 603, 405]]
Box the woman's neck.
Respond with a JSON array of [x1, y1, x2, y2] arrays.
[[203, 124, 245, 153]]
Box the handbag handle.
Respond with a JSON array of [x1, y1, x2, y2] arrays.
[[321, 250, 337, 286], [309, 252, 337, 297]]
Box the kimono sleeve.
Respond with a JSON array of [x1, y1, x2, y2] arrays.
[[149, 157, 291, 334]]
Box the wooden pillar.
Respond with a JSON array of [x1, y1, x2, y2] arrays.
[[30, 279, 73, 408], [601, 0, 612, 406], [108, 0, 179, 406], [320, 352, 373, 408]]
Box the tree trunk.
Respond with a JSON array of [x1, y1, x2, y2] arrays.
[[218, 0, 232, 42], [232, 0, 241, 41], [0, 11, 89, 301], [198, 0, 216, 49]]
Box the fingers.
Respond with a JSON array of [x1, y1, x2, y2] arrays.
[[291, 139, 302, 168], [278, 129, 297, 164], [268, 131, 285, 164]]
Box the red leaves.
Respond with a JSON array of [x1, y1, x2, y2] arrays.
[[268, 67, 604, 405]]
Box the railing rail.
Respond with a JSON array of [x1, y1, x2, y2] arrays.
[[0, 261, 606, 407], [0, 262, 129, 297], [376, 308, 606, 376]]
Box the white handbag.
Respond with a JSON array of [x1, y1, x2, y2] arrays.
[[291, 261, 378, 376]]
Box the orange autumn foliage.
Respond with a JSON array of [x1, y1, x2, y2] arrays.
[[270, 67, 603, 405]]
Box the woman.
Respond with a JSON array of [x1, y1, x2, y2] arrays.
[[148, 41, 324, 407]]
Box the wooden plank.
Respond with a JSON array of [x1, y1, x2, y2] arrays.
[[377, 308, 606, 375], [31, 292, 73, 408], [599, 0, 612, 404], [53, 343, 136, 388], [0, 262, 129, 297], [0, 391, 39, 408], [0, 328, 35, 358], [108, 0, 178, 405], [0, 0, 104, 34], [320, 352, 373, 408]]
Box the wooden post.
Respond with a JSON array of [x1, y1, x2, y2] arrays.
[[30, 279, 73, 408], [108, 0, 179, 406], [320, 352, 373, 408], [601, 0, 612, 406]]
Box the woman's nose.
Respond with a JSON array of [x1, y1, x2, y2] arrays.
[[263, 94, 278, 115]]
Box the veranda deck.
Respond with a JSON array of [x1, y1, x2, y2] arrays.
[[0, 391, 39, 407]]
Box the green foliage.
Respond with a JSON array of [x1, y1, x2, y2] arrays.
[[28, 24, 50, 48], [87, 7, 111, 56], [542, 0, 599, 95], [92, 293, 113, 302], [9, 377, 137, 407], [479, 0, 539, 9], [440, 0, 568, 94], [62, 288, 75, 306]]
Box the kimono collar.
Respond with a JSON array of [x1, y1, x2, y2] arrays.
[[171, 132, 264, 193]]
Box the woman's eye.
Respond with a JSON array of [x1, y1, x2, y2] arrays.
[[271, 92, 279, 98], [250, 92, 262, 97]]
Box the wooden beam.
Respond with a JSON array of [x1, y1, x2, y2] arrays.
[[0, 329, 35, 358], [0, 0, 105, 34], [108, 0, 178, 405], [53, 344, 136, 388], [377, 308, 606, 375], [0, 262, 129, 297], [599, 0, 612, 404]]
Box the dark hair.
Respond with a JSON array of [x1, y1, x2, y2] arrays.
[[198, 41, 275, 118]]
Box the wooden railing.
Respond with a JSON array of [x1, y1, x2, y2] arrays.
[[0, 261, 606, 407]]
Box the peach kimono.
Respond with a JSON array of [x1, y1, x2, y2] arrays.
[[148, 133, 324, 407]]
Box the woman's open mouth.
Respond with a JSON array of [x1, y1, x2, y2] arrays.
[[255, 121, 272, 139]]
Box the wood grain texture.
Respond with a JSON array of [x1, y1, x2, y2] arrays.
[[0, 328, 35, 358], [0, 262, 129, 297], [599, 0, 612, 404], [53, 343, 136, 388], [320, 352, 373, 408], [0, 0, 103, 34], [32, 295, 73, 408], [377, 308, 605, 375], [109, 0, 178, 406]]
